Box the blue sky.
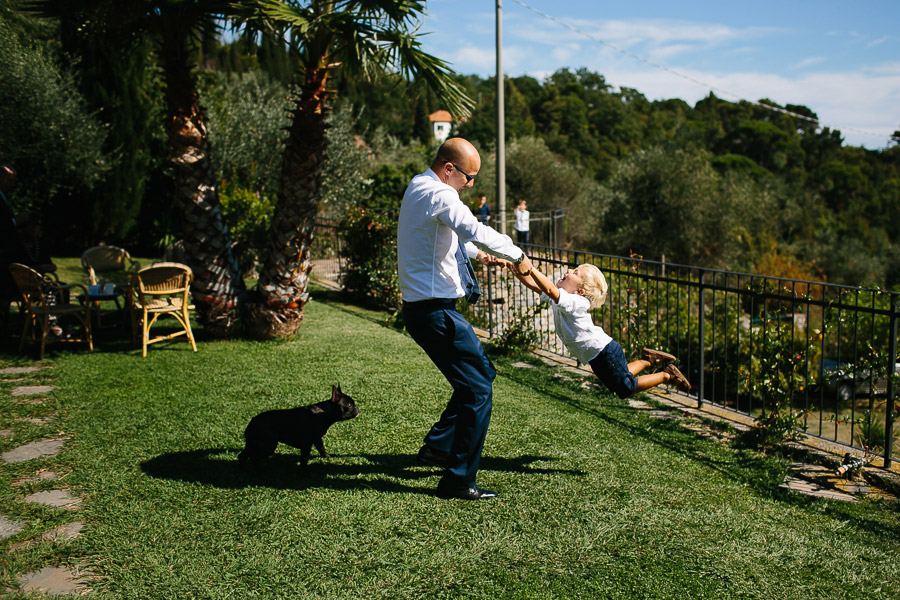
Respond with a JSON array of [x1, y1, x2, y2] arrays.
[[418, 0, 900, 149]]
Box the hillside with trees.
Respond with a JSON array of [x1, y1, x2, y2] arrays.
[[3, 0, 899, 303]]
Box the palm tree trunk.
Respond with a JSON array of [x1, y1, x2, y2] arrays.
[[244, 66, 329, 339], [161, 34, 245, 336]]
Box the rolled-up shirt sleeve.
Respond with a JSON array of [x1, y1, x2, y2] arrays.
[[433, 194, 525, 263]]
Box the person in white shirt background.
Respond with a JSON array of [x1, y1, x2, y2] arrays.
[[514, 199, 530, 245], [397, 137, 532, 500]]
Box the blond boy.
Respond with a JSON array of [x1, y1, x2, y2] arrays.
[[508, 262, 691, 397]]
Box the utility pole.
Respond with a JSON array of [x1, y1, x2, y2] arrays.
[[496, 0, 506, 234]]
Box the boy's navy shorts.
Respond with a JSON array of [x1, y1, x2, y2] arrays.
[[588, 340, 637, 399]]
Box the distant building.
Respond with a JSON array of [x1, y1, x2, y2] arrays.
[[429, 110, 453, 142]]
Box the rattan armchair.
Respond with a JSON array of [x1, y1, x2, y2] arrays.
[[9, 263, 93, 360], [128, 262, 197, 357], [81, 245, 140, 287]]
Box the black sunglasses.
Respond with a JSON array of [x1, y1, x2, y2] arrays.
[[450, 163, 476, 182]]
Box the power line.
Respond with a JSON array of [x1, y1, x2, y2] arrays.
[[511, 0, 892, 141]]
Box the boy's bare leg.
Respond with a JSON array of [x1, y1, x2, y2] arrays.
[[627, 359, 652, 376], [634, 371, 669, 393], [633, 365, 691, 394]]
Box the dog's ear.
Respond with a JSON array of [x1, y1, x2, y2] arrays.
[[332, 385, 338, 402]]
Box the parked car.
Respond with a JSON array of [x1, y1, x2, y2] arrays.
[[810, 359, 900, 404]]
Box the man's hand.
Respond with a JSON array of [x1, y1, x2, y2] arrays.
[[476, 251, 505, 266]]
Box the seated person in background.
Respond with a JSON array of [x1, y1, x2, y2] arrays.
[[16, 212, 67, 335], [507, 260, 692, 398], [15, 211, 57, 276]]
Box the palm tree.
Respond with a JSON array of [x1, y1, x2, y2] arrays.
[[239, 0, 474, 338], [28, 0, 246, 335]]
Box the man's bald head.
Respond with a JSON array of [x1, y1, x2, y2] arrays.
[[432, 138, 481, 174]]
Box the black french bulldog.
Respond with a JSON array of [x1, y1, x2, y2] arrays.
[[238, 385, 359, 470]]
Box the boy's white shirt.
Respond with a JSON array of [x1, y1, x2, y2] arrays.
[[541, 288, 612, 364]]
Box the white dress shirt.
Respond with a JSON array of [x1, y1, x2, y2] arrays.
[[542, 288, 613, 364], [398, 169, 524, 302]]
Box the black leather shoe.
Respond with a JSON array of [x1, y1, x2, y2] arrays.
[[417, 445, 452, 468], [436, 485, 499, 500]]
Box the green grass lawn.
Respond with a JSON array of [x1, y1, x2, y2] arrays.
[[2, 284, 899, 599]]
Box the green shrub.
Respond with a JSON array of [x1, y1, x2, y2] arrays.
[[218, 181, 274, 274], [340, 208, 400, 309], [486, 307, 540, 355]]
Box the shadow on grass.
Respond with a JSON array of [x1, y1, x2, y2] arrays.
[[140, 448, 584, 495]]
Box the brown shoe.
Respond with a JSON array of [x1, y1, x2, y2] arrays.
[[663, 364, 691, 391], [642, 348, 676, 366]]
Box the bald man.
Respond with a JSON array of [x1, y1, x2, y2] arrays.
[[397, 138, 533, 500]]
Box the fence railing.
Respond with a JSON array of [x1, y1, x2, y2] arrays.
[[312, 221, 898, 467]]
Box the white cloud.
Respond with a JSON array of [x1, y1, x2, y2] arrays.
[[599, 65, 899, 148], [790, 57, 826, 70]]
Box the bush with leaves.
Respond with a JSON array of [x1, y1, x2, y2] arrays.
[[340, 207, 400, 309], [486, 307, 540, 356], [337, 161, 423, 308], [219, 181, 274, 275], [0, 17, 110, 217], [203, 70, 290, 195]]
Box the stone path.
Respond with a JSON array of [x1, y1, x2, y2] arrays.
[[1, 366, 93, 596]]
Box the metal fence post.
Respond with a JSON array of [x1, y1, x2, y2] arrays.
[[886, 294, 897, 468], [697, 271, 706, 408]]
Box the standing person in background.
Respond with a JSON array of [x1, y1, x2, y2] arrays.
[[514, 199, 530, 245], [0, 164, 23, 346], [474, 193, 491, 224], [397, 137, 532, 500]]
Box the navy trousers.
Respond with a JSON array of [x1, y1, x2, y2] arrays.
[[404, 299, 496, 489]]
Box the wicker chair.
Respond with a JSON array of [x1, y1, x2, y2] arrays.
[[81, 245, 140, 287], [128, 262, 197, 357], [9, 263, 93, 360]]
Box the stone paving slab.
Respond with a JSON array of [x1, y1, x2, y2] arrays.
[[15, 416, 54, 425], [9, 522, 84, 551], [1, 438, 64, 463], [24, 489, 82, 511], [511, 361, 535, 369], [779, 463, 870, 502], [13, 470, 62, 487], [780, 475, 860, 502], [11, 385, 54, 397], [0, 366, 42, 375], [0, 514, 25, 539], [17, 565, 92, 596], [14, 397, 48, 406]]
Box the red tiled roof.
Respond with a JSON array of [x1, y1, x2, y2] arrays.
[[429, 110, 453, 123]]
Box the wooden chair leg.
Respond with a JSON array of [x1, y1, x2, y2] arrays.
[[38, 314, 49, 361], [142, 308, 149, 357], [182, 307, 197, 352]]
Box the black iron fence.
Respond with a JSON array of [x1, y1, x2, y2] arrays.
[[312, 220, 898, 466]]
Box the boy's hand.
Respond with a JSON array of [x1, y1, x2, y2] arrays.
[[514, 255, 533, 276]]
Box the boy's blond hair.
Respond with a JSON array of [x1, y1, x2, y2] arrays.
[[578, 264, 608, 308]]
